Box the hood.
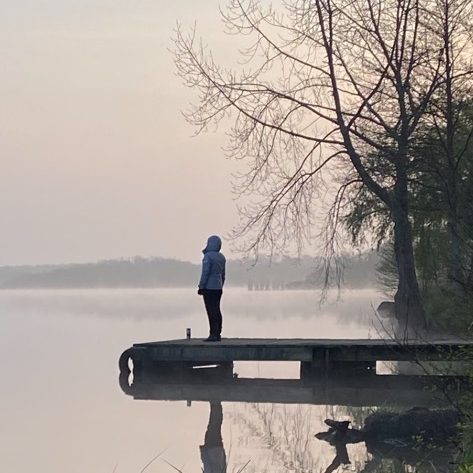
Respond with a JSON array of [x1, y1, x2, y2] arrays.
[[203, 235, 222, 253]]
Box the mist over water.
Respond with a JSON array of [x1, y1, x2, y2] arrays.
[[0, 288, 453, 472]]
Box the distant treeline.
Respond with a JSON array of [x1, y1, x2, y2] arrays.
[[0, 252, 379, 289]]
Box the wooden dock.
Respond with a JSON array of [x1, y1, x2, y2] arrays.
[[119, 337, 473, 378]]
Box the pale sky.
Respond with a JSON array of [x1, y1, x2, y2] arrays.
[[1, 0, 247, 265]]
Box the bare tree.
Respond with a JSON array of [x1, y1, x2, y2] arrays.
[[173, 0, 464, 329], [425, 0, 473, 291]]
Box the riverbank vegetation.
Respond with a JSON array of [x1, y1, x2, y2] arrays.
[[349, 101, 473, 334]]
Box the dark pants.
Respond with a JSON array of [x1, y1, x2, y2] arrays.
[[204, 402, 223, 446], [202, 290, 223, 337]]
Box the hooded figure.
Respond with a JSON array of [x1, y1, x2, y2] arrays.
[[198, 235, 226, 341]]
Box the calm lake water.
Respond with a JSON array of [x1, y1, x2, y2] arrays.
[[0, 288, 456, 472]]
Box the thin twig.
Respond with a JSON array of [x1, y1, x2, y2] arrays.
[[140, 449, 167, 473]]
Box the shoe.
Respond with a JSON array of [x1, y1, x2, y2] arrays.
[[204, 335, 221, 342]]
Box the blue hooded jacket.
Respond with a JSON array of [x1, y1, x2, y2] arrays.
[[198, 235, 226, 290]]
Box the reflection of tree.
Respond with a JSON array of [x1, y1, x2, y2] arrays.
[[228, 403, 458, 473], [229, 404, 323, 472], [316, 415, 459, 473], [200, 402, 227, 473]]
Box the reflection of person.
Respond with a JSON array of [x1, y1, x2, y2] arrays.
[[315, 420, 352, 473], [324, 441, 350, 473], [198, 235, 226, 342], [200, 402, 227, 473]]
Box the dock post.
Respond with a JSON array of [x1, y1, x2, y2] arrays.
[[216, 361, 234, 376], [300, 361, 327, 379], [324, 348, 330, 377]]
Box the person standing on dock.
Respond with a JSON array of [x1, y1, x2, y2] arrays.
[[198, 235, 226, 342]]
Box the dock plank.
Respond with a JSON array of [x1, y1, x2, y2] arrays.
[[128, 337, 473, 364]]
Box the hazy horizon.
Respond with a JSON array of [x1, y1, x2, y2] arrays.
[[1, 0, 261, 266]]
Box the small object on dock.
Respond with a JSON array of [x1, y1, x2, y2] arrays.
[[186, 328, 191, 340]]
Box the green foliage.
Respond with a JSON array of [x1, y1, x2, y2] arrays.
[[423, 288, 473, 332], [457, 418, 473, 469], [460, 462, 473, 473], [455, 347, 473, 471], [343, 183, 391, 248], [344, 100, 473, 333], [409, 101, 473, 296], [376, 243, 398, 296], [411, 215, 450, 292]]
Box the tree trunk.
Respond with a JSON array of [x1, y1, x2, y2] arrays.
[[392, 205, 428, 335]]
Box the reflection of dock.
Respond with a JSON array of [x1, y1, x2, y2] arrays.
[[120, 368, 465, 407], [119, 338, 473, 378]]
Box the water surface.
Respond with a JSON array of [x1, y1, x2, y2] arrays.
[[0, 288, 452, 472]]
